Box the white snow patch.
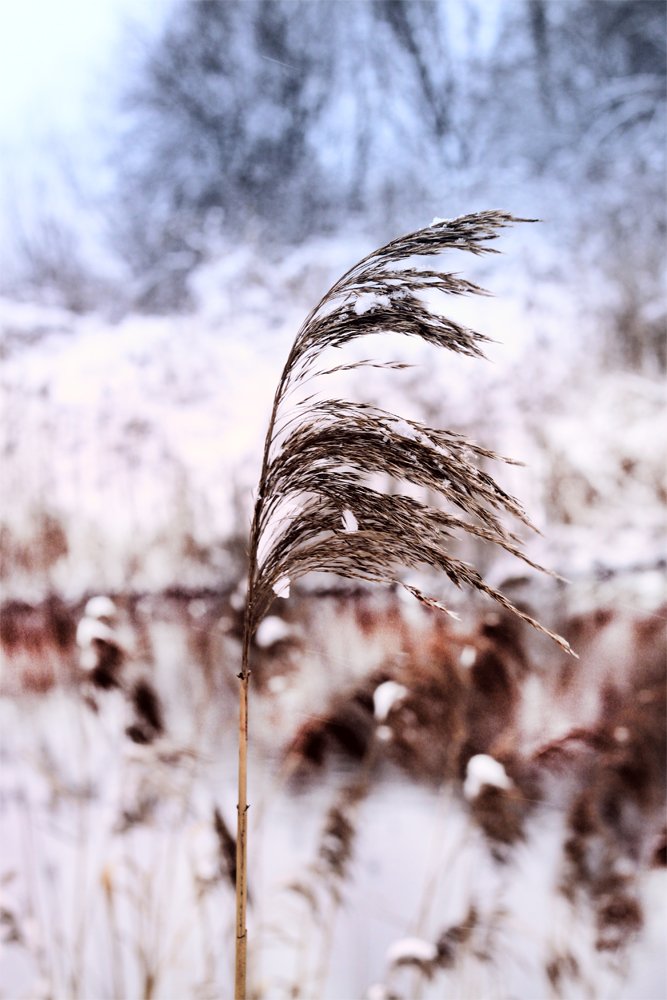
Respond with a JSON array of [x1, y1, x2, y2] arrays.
[[352, 292, 391, 316], [84, 595, 117, 620], [342, 509, 359, 533], [255, 616, 293, 648], [373, 680, 408, 721], [386, 936, 438, 965], [79, 647, 98, 672], [392, 417, 419, 440], [430, 216, 451, 226], [272, 576, 291, 599], [366, 986, 391, 1000], [76, 617, 117, 648], [392, 416, 431, 447], [463, 754, 514, 801], [267, 675, 289, 695], [460, 645, 477, 668]]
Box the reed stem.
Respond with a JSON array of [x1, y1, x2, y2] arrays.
[[234, 371, 291, 999], [234, 643, 250, 999], [232, 213, 571, 997]]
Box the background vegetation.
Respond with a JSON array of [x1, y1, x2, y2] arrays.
[[0, 2, 665, 998]]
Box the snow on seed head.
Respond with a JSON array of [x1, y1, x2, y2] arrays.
[[84, 595, 117, 621], [76, 617, 116, 648], [272, 575, 291, 599], [463, 754, 513, 801], [373, 680, 408, 721], [460, 645, 477, 668], [341, 509, 359, 533], [386, 936, 438, 966]]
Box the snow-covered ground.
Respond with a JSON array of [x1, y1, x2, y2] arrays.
[[1, 587, 665, 1000], [0, 228, 665, 1000]]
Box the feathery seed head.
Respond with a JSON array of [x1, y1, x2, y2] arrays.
[[246, 212, 573, 655]]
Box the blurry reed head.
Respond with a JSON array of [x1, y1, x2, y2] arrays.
[[282, 604, 530, 785], [286, 777, 370, 924], [317, 779, 369, 898], [286, 693, 376, 776], [545, 952, 581, 994], [90, 642, 124, 690], [468, 784, 529, 857], [435, 906, 478, 968], [125, 677, 164, 744], [213, 806, 238, 894], [247, 211, 573, 655], [131, 678, 164, 733], [552, 642, 666, 953], [652, 828, 667, 868], [0, 596, 76, 693], [318, 800, 356, 894], [383, 906, 480, 987]]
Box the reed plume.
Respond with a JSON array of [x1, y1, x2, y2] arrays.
[[234, 211, 573, 999]]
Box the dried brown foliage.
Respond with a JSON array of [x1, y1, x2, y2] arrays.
[[0, 596, 76, 692], [213, 806, 238, 894], [126, 677, 165, 743], [284, 605, 528, 786], [245, 211, 572, 653]]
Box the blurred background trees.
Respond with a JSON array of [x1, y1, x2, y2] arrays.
[[2, 0, 665, 367]]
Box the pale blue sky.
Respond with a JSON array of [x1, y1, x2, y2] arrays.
[[0, 0, 170, 254], [0, 0, 168, 148]]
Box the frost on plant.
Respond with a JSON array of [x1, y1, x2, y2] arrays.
[[463, 754, 514, 801]]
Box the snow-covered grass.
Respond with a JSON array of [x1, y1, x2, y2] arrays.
[[1, 587, 665, 1000], [0, 229, 664, 607], [0, 228, 665, 998]]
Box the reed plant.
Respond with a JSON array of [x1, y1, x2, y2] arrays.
[[234, 211, 572, 998]]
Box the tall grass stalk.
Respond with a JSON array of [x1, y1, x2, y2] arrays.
[[234, 211, 573, 998]]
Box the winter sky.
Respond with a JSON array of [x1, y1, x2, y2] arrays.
[[0, 0, 167, 149], [0, 0, 169, 252]]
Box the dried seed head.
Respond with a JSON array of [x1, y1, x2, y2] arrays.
[[247, 212, 572, 655]]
